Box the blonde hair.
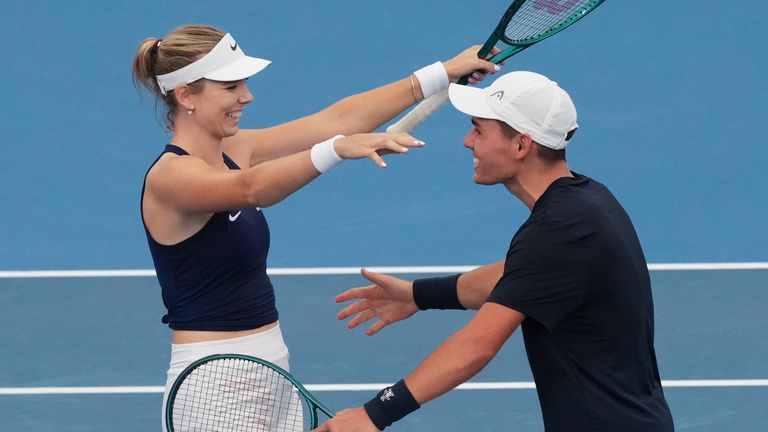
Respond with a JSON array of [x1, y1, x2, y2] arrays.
[[132, 24, 226, 129]]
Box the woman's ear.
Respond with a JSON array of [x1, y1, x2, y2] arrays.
[[173, 83, 194, 111]]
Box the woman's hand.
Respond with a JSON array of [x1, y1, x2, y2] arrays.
[[333, 133, 425, 168], [443, 45, 502, 84]]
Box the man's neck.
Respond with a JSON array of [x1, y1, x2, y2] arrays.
[[504, 162, 573, 210]]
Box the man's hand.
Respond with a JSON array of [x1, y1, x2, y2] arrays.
[[336, 268, 420, 336], [314, 407, 379, 432]]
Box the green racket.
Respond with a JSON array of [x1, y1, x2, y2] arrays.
[[387, 0, 606, 133], [166, 354, 334, 431]]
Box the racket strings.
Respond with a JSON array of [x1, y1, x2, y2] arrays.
[[171, 358, 307, 431], [504, 0, 599, 43]]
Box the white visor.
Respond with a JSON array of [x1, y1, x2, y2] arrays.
[[155, 33, 271, 95]]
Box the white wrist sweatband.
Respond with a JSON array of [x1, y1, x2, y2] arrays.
[[413, 62, 449, 100], [310, 135, 345, 173]]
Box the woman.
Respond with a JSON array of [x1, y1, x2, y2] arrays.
[[132, 24, 498, 430]]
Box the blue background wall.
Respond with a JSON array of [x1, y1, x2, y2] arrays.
[[1, 1, 766, 270]]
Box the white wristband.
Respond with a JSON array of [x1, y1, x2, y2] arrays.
[[310, 135, 345, 173], [413, 62, 449, 100]]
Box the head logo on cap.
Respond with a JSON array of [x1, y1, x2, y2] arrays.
[[230, 42, 237, 51], [490, 91, 505, 101]]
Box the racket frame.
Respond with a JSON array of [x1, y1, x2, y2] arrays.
[[165, 353, 334, 431]]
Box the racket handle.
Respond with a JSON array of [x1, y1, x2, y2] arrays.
[[386, 88, 450, 133]]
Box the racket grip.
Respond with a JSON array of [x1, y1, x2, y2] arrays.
[[386, 88, 450, 133]]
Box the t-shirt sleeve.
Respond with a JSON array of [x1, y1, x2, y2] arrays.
[[487, 221, 590, 332]]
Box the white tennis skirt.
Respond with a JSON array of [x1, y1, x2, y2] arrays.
[[161, 323, 297, 432]]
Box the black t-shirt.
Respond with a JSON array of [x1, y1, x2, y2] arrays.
[[487, 173, 674, 432]]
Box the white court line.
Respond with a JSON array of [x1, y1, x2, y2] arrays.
[[1, 263, 767, 278], [2, 380, 767, 395], [648, 263, 768, 271]]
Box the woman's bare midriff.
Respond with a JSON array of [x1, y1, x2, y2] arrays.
[[172, 321, 279, 344]]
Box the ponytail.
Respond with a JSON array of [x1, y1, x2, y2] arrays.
[[132, 38, 162, 95]]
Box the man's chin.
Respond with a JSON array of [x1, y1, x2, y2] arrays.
[[473, 176, 493, 186]]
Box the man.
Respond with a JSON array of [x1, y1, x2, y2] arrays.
[[316, 71, 674, 431]]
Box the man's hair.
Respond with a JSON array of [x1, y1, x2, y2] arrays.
[[498, 121, 566, 165]]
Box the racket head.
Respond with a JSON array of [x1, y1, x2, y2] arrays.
[[489, 0, 606, 63], [166, 353, 333, 432]]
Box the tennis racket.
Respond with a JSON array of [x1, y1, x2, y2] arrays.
[[387, 0, 606, 133], [166, 354, 334, 431]]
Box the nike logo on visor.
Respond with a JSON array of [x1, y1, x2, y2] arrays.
[[229, 210, 242, 222]]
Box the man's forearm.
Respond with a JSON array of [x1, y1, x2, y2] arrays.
[[457, 260, 505, 309]]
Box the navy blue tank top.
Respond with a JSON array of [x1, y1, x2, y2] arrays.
[[141, 144, 278, 330]]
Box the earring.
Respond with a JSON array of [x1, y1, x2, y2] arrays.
[[187, 108, 193, 115]]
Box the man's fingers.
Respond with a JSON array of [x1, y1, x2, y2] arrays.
[[348, 309, 375, 329], [361, 268, 389, 285], [337, 300, 365, 320], [366, 320, 387, 336], [336, 286, 372, 303]]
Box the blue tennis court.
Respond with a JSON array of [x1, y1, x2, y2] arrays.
[[1, 0, 766, 430], [1, 268, 767, 430]]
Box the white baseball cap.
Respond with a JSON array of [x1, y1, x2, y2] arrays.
[[448, 71, 578, 150], [156, 33, 271, 95]]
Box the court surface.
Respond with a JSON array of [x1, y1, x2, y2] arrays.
[[1, 0, 767, 430], [1, 267, 767, 431]]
